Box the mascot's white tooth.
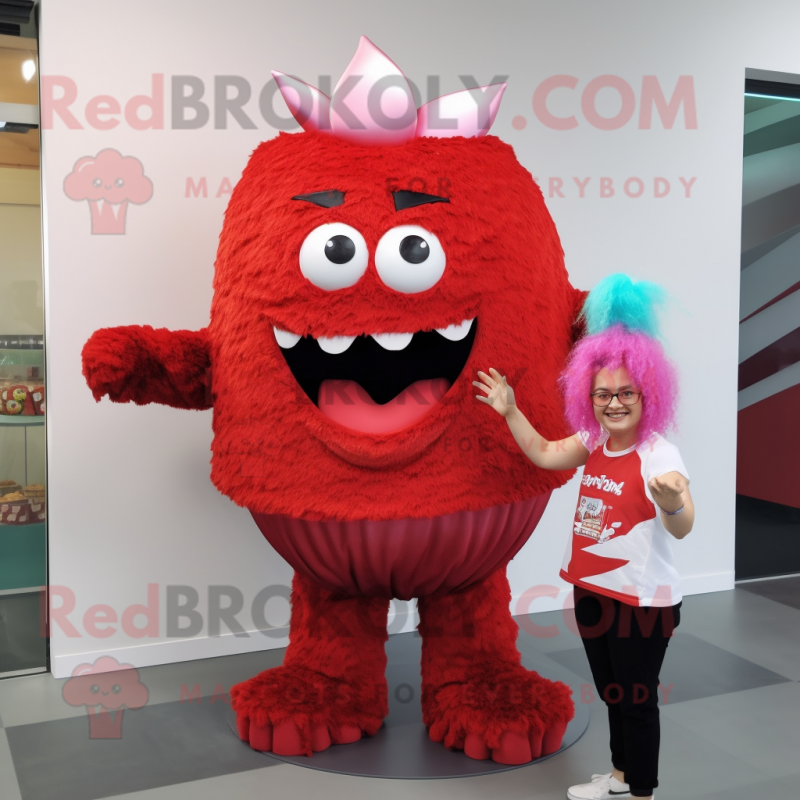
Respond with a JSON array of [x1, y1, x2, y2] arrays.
[[317, 334, 356, 354], [370, 332, 414, 351], [273, 326, 301, 349], [435, 318, 474, 342]]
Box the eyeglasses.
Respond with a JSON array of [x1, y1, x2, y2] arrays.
[[590, 389, 642, 407]]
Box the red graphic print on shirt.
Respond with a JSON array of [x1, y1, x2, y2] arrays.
[[565, 448, 656, 584]]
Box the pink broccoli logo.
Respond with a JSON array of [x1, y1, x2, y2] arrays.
[[62, 655, 149, 738], [64, 148, 153, 235]]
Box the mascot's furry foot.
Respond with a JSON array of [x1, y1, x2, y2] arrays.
[[231, 664, 387, 756], [418, 567, 575, 765], [231, 571, 390, 756], [422, 662, 573, 764]]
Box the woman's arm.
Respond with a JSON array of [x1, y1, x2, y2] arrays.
[[474, 368, 590, 471], [649, 472, 694, 539]]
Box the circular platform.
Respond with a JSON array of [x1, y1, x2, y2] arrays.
[[225, 631, 589, 779]]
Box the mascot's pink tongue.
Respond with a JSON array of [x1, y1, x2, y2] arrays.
[[318, 378, 451, 433]]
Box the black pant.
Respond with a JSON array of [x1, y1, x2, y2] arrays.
[[573, 585, 681, 798]]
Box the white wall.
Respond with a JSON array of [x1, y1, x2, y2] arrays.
[[39, 0, 798, 677]]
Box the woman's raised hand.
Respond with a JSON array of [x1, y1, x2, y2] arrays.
[[649, 472, 688, 513], [473, 367, 516, 417]]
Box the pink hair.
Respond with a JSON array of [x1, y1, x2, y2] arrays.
[[559, 324, 679, 448]]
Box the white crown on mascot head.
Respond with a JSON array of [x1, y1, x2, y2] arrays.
[[273, 35, 507, 145]]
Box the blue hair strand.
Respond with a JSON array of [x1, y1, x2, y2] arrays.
[[580, 273, 667, 338]]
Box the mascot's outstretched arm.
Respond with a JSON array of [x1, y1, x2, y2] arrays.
[[82, 326, 212, 410]]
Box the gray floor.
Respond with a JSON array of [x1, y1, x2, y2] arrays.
[[0, 580, 799, 800], [738, 574, 800, 610]]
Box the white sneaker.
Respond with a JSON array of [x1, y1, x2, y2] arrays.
[[566, 772, 632, 800]]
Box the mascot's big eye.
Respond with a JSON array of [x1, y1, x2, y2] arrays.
[[324, 235, 355, 264], [299, 223, 368, 290], [375, 225, 446, 294]]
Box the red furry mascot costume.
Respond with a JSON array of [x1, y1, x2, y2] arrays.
[[83, 37, 586, 765]]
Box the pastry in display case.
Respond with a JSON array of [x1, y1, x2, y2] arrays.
[[0, 334, 45, 416], [0, 484, 46, 525]]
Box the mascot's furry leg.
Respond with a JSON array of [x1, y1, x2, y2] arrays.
[[418, 567, 574, 764], [231, 571, 390, 755]]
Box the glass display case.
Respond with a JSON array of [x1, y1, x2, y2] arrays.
[[1, 31, 45, 678], [0, 334, 46, 676]]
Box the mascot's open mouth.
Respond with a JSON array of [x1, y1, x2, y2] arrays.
[[274, 318, 477, 434]]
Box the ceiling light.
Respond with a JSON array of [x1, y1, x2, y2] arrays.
[[22, 59, 36, 82], [744, 92, 800, 103], [0, 122, 37, 134]]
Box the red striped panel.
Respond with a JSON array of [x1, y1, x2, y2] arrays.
[[738, 325, 800, 390], [737, 381, 800, 509], [740, 279, 800, 323]]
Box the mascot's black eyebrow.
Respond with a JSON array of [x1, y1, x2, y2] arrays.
[[393, 190, 450, 211], [292, 191, 345, 208]]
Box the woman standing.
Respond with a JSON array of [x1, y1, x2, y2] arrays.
[[474, 275, 693, 800]]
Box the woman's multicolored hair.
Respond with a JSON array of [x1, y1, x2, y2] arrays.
[[559, 274, 679, 448]]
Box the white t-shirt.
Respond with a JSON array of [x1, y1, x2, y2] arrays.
[[559, 431, 688, 607]]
